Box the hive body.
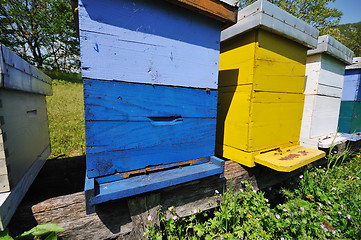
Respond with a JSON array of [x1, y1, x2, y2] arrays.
[[79, 0, 237, 211], [216, 0, 325, 172], [0, 45, 52, 230], [338, 57, 361, 141], [300, 35, 353, 149]]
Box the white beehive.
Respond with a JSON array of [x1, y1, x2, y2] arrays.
[[300, 35, 353, 149]]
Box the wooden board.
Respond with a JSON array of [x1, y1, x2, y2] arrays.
[[341, 69, 361, 101], [0, 89, 51, 190], [0, 45, 52, 96], [8, 155, 329, 239], [162, 0, 237, 25], [338, 101, 361, 133], [304, 54, 345, 97], [85, 157, 224, 213], [0, 145, 50, 230], [216, 28, 317, 168], [300, 95, 342, 141], [84, 79, 217, 178], [79, 0, 221, 89]]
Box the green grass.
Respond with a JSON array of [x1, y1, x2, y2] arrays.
[[46, 73, 85, 159], [146, 149, 361, 239]]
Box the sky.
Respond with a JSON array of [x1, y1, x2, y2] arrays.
[[328, 0, 361, 24]]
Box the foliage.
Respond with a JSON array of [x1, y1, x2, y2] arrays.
[[0, 0, 79, 71], [0, 223, 64, 240], [237, 0, 343, 34], [326, 22, 361, 56], [46, 71, 85, 159], [145, 148, 361, 239]]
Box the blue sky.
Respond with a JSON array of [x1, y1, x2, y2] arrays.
[[328, 0, 361, 24]]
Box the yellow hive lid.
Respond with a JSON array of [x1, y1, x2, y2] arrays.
[[221, 0, 319, 49]]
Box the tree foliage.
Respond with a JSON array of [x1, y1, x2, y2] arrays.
[[0, 0, 79, 71], [237, 0, 343, 34], [329, 22, 361, 56]]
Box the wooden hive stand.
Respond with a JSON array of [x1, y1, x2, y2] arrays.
[[216, 0, 325, 172]]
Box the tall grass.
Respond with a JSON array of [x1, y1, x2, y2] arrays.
[[146, 149, 361, 239], [46, 72, 85, 159]]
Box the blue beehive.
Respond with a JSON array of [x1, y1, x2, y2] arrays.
[[339, 57, 361, 141], [79, 0, 237, 213]]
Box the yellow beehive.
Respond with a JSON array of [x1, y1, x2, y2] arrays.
[[216, 0, 325, 172]]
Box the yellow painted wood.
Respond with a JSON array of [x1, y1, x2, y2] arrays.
[[254, 145, 326, 172], [217, 28, 324, 171]]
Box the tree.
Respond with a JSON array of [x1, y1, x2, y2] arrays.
[[0, 0, 79, 71], [237, 0, 343, 34]]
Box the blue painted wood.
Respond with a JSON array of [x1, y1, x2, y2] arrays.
[[341, 69, 361, 101], [78, 0, 221, 89], [95, 157, 210, 184], [86, 158, 224, 207], [86, 118, 216, 178], [83, 79, 217, 121]]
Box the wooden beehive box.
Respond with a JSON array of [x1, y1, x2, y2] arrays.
[[300, 35, 353, 149], [78, 0, 238, 212], [0, 45, 52, 229], [216, 0, 325, 172], [339, 57, 361, 141]]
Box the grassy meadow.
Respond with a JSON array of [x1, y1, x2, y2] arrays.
[[46, 71, 85, 159]]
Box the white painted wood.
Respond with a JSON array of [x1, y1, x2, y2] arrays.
[[341, 132, 361, 141], [304, 54, 345, 97], [307, 35, 353, 64], [221, 0, 319, 48], [310, 95, 341, 139], [0, 145, 50, 230], [300, 94, 343, 149], [304, 55, 322, 95], [0, 45, 52, 96], [0, 89, 51, 191]]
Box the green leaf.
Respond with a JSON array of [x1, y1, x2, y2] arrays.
[[0, 229, 14, 240], [44, 232, 57, 240], [16, 223, 64, 238]]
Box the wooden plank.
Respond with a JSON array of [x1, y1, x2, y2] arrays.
[[0, 145, 50, 230], [0, 45, 52, 96], [341, 69, 361, 101], [86, 118, 216, 178], [0, 89, 50, 189], [79, 0, 221, 89], [300, 94, 344, 147], [0, 129, 9, 192], [162, 0, 237, 25], [249, 92, 304, 151], [9, 156, 328, 240], [338, 101, 354, 133], [253, 29, 307, 94], [319, 54, 346, 88], [87, 158, 224, 208], [254, 145, 325, 172], [84, 79, 217, 120]]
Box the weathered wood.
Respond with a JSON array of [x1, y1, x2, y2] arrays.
[[79, 0, 222, 89], [8, 156, 327, 239], [0, 145, 49, 231], [0, 45, 52, 96], [0, 89, 50, 189], [162, 0, 237, 25]]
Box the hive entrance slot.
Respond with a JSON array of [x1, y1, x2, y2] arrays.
[[147, 116, 183, 126]]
